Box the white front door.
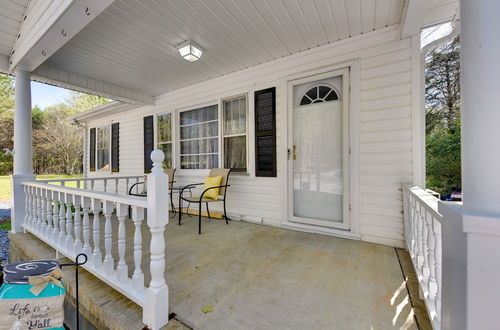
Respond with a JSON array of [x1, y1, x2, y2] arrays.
[[287, 69, 350, 229]]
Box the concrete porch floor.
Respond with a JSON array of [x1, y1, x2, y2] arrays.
[[11, 215, 423, 329]]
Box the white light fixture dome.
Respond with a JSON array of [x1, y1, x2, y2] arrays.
[[177, 41, 203, 62]]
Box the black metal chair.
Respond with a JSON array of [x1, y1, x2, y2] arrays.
[[179, 168, 232, 234], [128, 168, 177, 213]]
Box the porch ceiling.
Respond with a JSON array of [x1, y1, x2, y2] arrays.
[[44, 0, 408, 97], [0, 0, 29, 58], [1, 0, 459, 101]]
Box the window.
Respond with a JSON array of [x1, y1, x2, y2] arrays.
[[96, 126, 110, 171], [223, 95, 247, 171], [299, 85, 339, 106], [179, 105, 219, 169], [157, 113, 173, 168]]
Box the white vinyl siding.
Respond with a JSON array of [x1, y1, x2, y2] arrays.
[[84, 26, 418, 248]]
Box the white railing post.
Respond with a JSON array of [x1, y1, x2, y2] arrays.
[[145, 150, 169, 329], [116, 203, 129, 282], [91, 198, 102, 268], [103, 201, 115, 275]]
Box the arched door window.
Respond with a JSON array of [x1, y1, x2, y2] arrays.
[[299, 85, 340, 106]]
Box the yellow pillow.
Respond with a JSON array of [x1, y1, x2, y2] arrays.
[[203, 175, 223, 200]]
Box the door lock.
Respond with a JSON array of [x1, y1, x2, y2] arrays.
[[292, 145, 297, 160]]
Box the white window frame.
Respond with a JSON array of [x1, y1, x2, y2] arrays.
[[221, 93, 249, 173], [176, 101, 220, 173], [95, 124, 111, 173], [155, 111, 174, 168]]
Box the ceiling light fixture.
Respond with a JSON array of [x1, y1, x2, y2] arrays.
[[177, 41, 203, 62]]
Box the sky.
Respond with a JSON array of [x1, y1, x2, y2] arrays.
[[31, 81, 71, 109], [421, 22, 453, 48]]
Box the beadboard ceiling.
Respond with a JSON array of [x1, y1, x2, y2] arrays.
[[0, 0, 29, 57], [46, 0, 408, 97], [1, 0, 459, 99]]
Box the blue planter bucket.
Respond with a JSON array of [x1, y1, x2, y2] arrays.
[[0, 261, 65, 330]]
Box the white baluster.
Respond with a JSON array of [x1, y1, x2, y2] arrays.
[[126, 178, 130, 195], [131, 206, 144, 290], [65, 194, 74, 253], [23, 186, 29, 230], [40, 189, 47, 235], [32, 187, 39, 230], [90, 179, 95, 191], [91, 198, 102, 267], [114, 178, 119, 194], [81, 197, 92, 258], [77, 180, 81, 189], [45, 189, 53, 239], [104, 179, 108, 192], [36, 188, 43, 233], [103, 201, 115, 274], [421, 210, 430, 294], [58, 197, 66, 247], [51, 192, 60, 243], [73, 196, 83, 254], [145, 150, 169, 329], [434, 219, 442, 320], [116, 203, 129, 282], [26, 186, 33, 228], [427, 214, 438, 316]]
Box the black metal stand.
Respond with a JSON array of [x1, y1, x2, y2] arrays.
[[60, 253, 88, 330]]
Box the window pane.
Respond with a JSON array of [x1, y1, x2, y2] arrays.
[[157, 113, 171, 143], [96, 126, 110, 171], [180, 105, 219, 169], [224, 96, 246, 135], [159, 143, 172, 168], [224, 136, 246, 171]]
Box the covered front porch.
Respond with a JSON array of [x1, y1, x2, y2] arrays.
[[3, 0, 500, 329], [11, 212, 422, 329]]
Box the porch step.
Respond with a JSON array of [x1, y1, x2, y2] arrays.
[[9, 232, 189, 330]]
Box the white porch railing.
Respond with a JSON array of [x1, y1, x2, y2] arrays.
[[20, 151, 169, 330], [402, 184, 443, 330], [37, 175, 145, 194]]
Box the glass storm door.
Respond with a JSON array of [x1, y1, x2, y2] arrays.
[[288, 69, 349, 229]]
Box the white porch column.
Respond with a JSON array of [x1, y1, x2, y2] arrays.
[[439, 1, 500, 329], [10, 69, 35, 233]]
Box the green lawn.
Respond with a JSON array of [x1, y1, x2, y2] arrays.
[[0, 174, 83, 202]]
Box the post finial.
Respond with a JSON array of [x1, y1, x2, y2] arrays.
[[150, 150, 164, 172]]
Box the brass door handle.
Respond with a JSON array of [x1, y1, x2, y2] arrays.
[[292, 145, 297, 160]]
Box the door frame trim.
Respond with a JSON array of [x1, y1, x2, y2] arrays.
[[280, 60, 361, 236]]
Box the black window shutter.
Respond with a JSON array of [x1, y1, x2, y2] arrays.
[[144, 115, 154, 173], [111, 123, 119, 172], [254, 87, 277, 177], [89, 127, 96, 172]]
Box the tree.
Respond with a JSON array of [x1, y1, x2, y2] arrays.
[[0, 74, 14, 116], [64, 91, 109, 114], [425, 37, 460, 133], [33, 109, 83, 175], [425, 36, 461, 196]]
